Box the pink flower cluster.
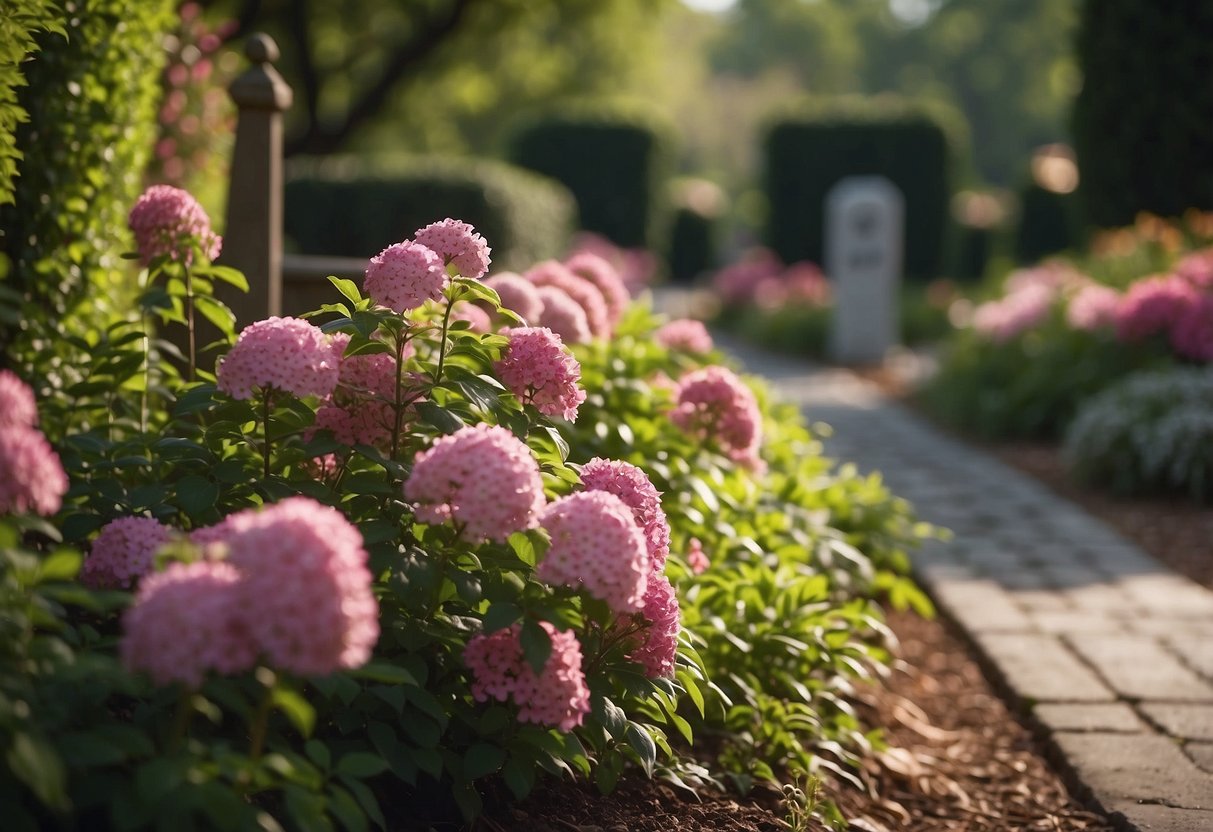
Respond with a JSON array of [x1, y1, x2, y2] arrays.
[[0, 370, 37, 429], [1065, 284, 1121, 331], [686, 537, 709, 574], [527, 260, 609, 338], [654, 319, 713, 354], [217, 316, 340, 400], [579, 458, 670, 574], [364, 219, 491, 314], [310, 333, 401, 449], [463, 621, 590, 732], [122, 497, 379, 684], [626, 575, 680, 679], [670, 365, 763, 467], [534, 285, 592, 345], [1170, 293, 1213, 362], [128, 184, 222, 265], [121, 561, 255, 687], [413, 218, 491, 279], [569, 231, 655, 296], [494, 327, 586, 421], [484, 273, 544, 324], [565, 252, 630, 329], [1176, 247, 1213, 291], [1114, 275, 1199, 342], [0, 425, 68, 516], [710, 249, 830, 311], [81, 516, 173, 589], [404, 424, 546, 543], [971, 283, 1057, 343], [537, 491, 648, 614]]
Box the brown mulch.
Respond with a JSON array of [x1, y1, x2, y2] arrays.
[[479, 612, 1112, 832]]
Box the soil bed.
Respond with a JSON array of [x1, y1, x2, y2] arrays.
[[478, 612, 1113, 832]]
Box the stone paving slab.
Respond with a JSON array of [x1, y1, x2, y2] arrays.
[[712, 334, 1213, 830]]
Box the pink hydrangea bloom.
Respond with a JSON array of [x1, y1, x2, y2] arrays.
[[494, 327, 586, 421], [451, 301, 491, 333], [1115, 275, 1199, 342], [526, 260, 610, 338], [310, 341, 404, 448], [783, 261, 831, 306], [128, 184, 222, 265], [654, 319, 714, 354], [579, 458, 670, 575], [971, 283, 1056, 343], [220, 498, 379, 676], [464, 621, 590, 732], [364, 241, 448, 313], [484, 273, 544, 324], [565, 252, 630, 328], [217, 317, 340, 400], [686, 537, 709, 574], [0, 426, 68, 516], [670, 366, 763, 467], [537, 491, 648, 614], [120, 561, 255, 687], [413, 218, 491, 279], [711, 249, 783, 304], [1175, 248, 1213, 291], [626, 574, 680, 679], [1170, 293, 1213, 362], [534, 286, 592, 345], [81, 516, 173, 589], [404, 424, 546, 543], [1066, 284, 1121, 331], [0, 370, 38, 428], [570, 231, 656, 294], [1004, 262, 1082, 295]]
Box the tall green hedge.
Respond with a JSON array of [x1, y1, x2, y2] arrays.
[[763, 97, 957, 280], [284, 155, 576, 271], [0, 0, 174, 358], [0, 1, 62, 207], [1013, 180, 1082, 265], [506, 103, 673, 249], [1072, 0, 1213, 228]]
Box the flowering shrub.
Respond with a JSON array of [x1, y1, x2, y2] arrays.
[[1, 203, 931, 829], [1064, 367, 1213, 501]]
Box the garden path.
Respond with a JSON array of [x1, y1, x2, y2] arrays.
[[704, 330, 1213, 832]]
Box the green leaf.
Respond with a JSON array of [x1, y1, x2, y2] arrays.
[[507, 532, 536, 566], [328, 276, 363, 306], [462, 743, 506, 780], [39, 549, 81, 582], [483, 602, 522, 633], [624, 723, 656, 776], [194, 295, 236, 335], [349, 662, 418, 686], [272, 686, 316, 738], [415, 401, 465, 434], [336, 753, 388, 779], [520, 618, 552, 674], [502, 757, 535, 801], [305, 740, 331, 771], [204, 265, 249, 292], [326, 784, 369, 832], [284, 785, 333, 832], [174, 474, 218, 516], [6, 732, 67, 810]]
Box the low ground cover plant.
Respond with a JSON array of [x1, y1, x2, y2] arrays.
[[1, 191, 928, 830], [922, 212, 1213, 441]]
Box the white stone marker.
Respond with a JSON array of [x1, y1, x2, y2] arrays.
[[826, 176, 904, 365]]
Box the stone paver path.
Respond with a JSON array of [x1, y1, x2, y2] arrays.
[[721, 338, 1213, 832]]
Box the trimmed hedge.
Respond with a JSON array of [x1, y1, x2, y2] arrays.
[[1072, 0, 1213, 228], [763, 97, 957, 280], [506, 103, 673, 249], [283, 155, 577, 271], [667, 206, 716, 284], [1013, 181, 1081, 265], [0, 0, 174, 355]]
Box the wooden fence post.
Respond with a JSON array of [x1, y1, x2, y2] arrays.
[[219, 34, 293, 327]]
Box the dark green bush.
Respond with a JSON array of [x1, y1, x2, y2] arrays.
[[284, 155, 576, 271], [763, 97, 957, 280], [507, 103, 673, 249], [1013, 181, 1081, 265], [667, 206, 717, 285], [1072, 0, 1213, 228], [0, 0, 174, 358]]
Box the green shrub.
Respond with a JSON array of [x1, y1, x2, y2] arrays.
[[1013, 181, 1081, 265], [667, 206, 717, 285], [1072, 0, 1213, 228], [507, 103, 674, 249], [763, 97, 957, 280], [284, 155, 576, 272], [0, 0, 174, 358], [1064, 367, 1213, 502], [0, 0, 62, 206]]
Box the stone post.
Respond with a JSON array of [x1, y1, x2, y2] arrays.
[[219, 34, 293, 327], [826, 176, 904, 365]]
